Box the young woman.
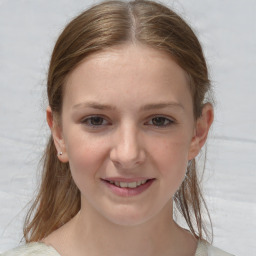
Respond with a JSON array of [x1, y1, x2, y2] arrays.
[[1, 1, 234, 255]]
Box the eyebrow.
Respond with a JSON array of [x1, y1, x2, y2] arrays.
[[73, 102, 116, 110], [140, 102, 184, 111], [72, 101, 184, 111]]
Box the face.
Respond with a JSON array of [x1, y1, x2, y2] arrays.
[[49, 44, 211, 226]]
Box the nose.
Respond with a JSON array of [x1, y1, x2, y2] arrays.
[[110, 123, 146, 169]]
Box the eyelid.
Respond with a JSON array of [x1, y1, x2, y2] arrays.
[[80, 114, 175, 129], [145, 115, 175, 127], [81, 115, 111, 128]]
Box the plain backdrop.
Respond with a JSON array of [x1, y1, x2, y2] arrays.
[[0, 0, 255, 255]]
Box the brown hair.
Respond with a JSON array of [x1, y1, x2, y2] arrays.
[[24, 0, 212, 242]]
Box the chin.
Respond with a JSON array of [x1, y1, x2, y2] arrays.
[[102, 205, 157, 227]]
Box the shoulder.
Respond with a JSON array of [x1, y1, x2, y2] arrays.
[[0, 242, 61, 256], [196, 240, 235, 256]]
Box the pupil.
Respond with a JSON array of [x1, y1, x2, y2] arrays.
[[153, 117, 165, 126], [91, 117, 103, 125]]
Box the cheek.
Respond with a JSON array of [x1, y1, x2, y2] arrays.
[[150, 136, 191, 190], [65, 132, 109, 180], [152, 133, 191, 167]]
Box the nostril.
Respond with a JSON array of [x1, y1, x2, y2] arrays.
[[109, 139, 146, 168]]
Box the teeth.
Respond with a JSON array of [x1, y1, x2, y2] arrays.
[[128, 182, 137, 188], [110, 180, 148, 188], [120, 182, 128, 188], [136, 181, 142, 186]]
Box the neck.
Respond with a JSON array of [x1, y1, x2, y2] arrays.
[[44, 198, 197, 256], [70, 200, 195, 256]]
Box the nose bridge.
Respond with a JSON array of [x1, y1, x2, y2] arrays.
[[110, 122, 145, 168]]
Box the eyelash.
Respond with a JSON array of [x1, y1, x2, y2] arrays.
[[81, 115, 174, 128], [81, 115, 110, 127], [146, 116, 174, 127]]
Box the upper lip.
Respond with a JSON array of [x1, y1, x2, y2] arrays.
[[102, 177, 155, 182]]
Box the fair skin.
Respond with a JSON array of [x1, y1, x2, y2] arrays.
[[45, 43, 213, 256]]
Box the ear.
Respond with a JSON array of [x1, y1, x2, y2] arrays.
[[46, 106, 69, 163], [188, 103, 214, 160]]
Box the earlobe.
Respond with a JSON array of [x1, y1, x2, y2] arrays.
[[188, 103, 214, 160], [46, 106, 69, 163]]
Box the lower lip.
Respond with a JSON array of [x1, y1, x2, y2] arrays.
[[102, 179, 155, 197]]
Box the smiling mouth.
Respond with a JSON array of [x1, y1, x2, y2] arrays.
[[103, 179, 154, 189]]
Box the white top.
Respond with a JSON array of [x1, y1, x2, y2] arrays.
[[1, 240, 234, 256]]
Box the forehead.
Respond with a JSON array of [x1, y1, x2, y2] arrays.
[[74, 43, 187, 78], [63, 43, 192, 110]]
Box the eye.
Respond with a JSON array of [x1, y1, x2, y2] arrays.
[[81, 116, 109, 127], [147, 116, 174, 127]]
